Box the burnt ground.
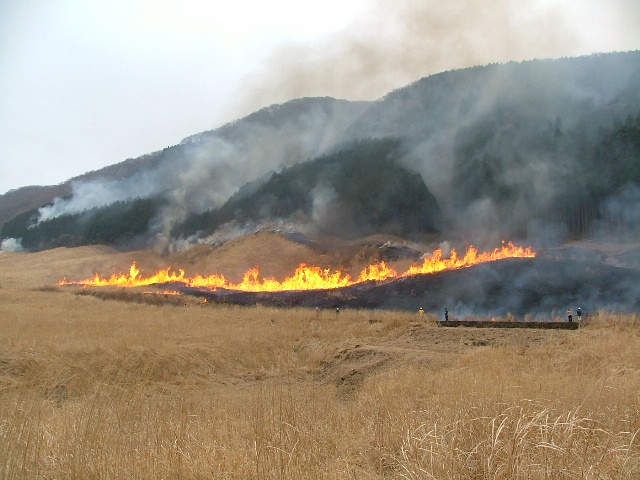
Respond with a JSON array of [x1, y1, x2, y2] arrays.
[[178, 257, 640, 318]]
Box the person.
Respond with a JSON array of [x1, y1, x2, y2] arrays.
[[418, 307, 424, 317], [336, 307, 340, 315], [444, 307, 449, 321], [316, 306, 320, 317], [567, 308, 572, 322], [577, 307, 582, 320]]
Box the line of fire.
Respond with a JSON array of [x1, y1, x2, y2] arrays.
[[59, 241, 535, 293]]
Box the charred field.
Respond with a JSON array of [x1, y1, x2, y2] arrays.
[[76, 254, 640, 319]]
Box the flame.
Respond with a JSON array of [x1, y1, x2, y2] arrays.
[[59, 241, 535, 292], [60, 263, 187, 288], [403, 242, 536, 276]]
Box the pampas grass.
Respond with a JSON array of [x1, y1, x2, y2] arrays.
[[1, 284, 639, 478]]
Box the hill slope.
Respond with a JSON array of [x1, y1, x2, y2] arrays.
[[2, 52, 640, 251], [175, 138, 442, 240]]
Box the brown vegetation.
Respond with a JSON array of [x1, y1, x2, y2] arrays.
[[1, 247, 639, 478]]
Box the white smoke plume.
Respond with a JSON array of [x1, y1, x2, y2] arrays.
[[37, 174, 163, 223], [310, 183, 339, 228], [32, 97, 366, 251], [0, 237, 24, 252]]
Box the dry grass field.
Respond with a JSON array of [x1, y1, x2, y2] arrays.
[[1, 245, 639, 479]]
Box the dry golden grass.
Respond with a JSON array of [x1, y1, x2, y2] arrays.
[[1, 248, 639, 478], [171, 232, 331, 282]]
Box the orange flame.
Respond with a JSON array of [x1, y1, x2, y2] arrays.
[[403, 242, 536, 276], [59, 241, 535, 292]]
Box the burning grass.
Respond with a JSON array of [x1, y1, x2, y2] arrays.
[[1, 281, 639, 478], [58, 241, 536, 292]]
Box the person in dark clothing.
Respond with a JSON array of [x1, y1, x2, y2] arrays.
[[444, 308, 449, 321], [567, 308, 572, 322], [577, 307, 582, 321]]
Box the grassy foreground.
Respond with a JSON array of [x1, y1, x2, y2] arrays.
[[1, 284, 639, 479]]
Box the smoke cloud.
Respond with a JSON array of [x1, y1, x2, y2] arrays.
[[229, 0, 636, 118], [602, 184, 640, 232], [0, 237, 24, 252], [209, 0, 637, 250], [37, 174, 164, 223], [589, 184, 640, 239]]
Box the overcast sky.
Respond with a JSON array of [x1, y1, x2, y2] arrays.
[[1, 0, 639, 195]]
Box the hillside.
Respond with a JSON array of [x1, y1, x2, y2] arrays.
[[175, 138, 442, 240], [2, 52, 640, 251]]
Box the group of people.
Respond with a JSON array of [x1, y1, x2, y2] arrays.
[[322, 306, 583, 321], [567, 307, 582, 322], [416, 307, 584, 322], [418, 307, 447, 320]]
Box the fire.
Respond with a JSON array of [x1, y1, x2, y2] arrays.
[[64, 263, 187, 288], [403, 242, 536, 276], [59, 241, 535, 292]]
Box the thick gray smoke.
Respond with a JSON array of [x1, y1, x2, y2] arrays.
[[589, 184, 640, 240], [209, 0, 638, 250], [35, 134, 243, 226], [602, 184, 640, 232]]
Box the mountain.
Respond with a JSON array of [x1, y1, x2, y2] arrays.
[[2, 51, 640, 251]]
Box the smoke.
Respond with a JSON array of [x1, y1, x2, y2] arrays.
[[229, 0, 631, 118], [152, 98, 376, 248], [602, 184, 640, 231], [310, 183, 339, 228], [589, 183, 640, 239], [418, 240, 453, 261], [354, 257, 640, 316], [0, 237, 24, 252], [37, 173, 163, 223], [21, 0, 639, 253], [32, 99, 360, 249], [214, 0, 638, 251]]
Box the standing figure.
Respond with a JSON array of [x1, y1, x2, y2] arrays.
[[418, 307, 425, 317], [444, 308, 449, 322], [577, 307, 582, 321], [567, 308, 572, 322]]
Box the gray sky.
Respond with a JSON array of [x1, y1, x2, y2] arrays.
[[1, 0, 639, 195]]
